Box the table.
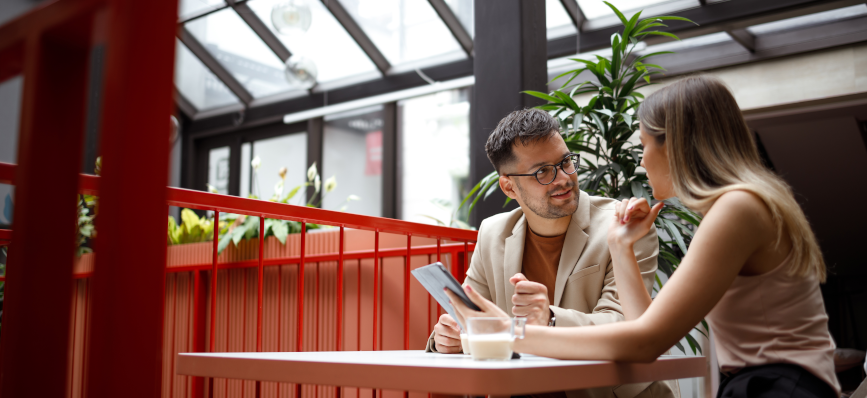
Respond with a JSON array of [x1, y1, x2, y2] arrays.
[[177, 350, 706, 396]]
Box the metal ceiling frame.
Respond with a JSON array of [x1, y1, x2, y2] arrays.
[[176, 0, 867, 135]]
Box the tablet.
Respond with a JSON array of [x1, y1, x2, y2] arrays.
[[411, 262, 481, 331]]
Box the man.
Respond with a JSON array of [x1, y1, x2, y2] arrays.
[[425, 108, 677, 398]]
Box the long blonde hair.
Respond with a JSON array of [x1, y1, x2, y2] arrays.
[[638, 75, 826, 281]]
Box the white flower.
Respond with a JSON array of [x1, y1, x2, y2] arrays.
[[307, 162, 317, 182], [314, 174, 321, 192], [324, 176, 337, 193], [274, 180, 284, 197], [206, 184, 219, 194], [251, 156, 261, 171], [347, 195, 361, 201], [278, 166, 287, 180]]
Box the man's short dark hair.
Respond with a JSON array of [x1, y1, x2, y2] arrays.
[[485, 108, 560, 172]]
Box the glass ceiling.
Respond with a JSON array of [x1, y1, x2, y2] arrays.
[[338, 0, 466, 71], [175, 39, 241, 110], [747, 4, 867, 35], [547, 0, 578, 40], [577, 0, 674, 19], [173, 0, 867, 115], [246, 0, 379, 86], [187, 7, 301, 98]]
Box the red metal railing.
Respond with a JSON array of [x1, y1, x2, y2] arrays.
[[0, 161, 476, 398]]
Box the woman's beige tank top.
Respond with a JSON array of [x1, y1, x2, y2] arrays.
[[706, 252, 841, 395]]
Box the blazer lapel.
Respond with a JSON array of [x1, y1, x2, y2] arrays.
[[553, 191, 591, 307], [502, 214, 527, 317]]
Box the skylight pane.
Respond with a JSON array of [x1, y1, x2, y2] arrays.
[[174, 39, 241, 111], [548, 0, 577, 39], [577, 0, 674, 20], [178, 0, 225, 20], [337, 0, 466, 70], [186, 8, 302, 98], [246, 0, 379, 86], [747, 5, 867, 35], [639, 32, 731, 54], [444, 0, 474, 38]]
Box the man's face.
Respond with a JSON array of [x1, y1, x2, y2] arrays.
[[500, 132, 579, 219]]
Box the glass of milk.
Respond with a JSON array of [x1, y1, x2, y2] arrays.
[[465, 317, 526, 361]]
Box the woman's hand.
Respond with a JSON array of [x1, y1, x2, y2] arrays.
[[444, 285, 508, 328], [608, 197, 664, 250]]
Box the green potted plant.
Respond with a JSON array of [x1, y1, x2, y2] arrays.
[[460, 2, 706, 354]]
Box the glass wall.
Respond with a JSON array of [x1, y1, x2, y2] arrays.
[[398, 88, 470, 226], [322, 106, 384, 217], [207, 147, 230, 195], [241, 133, 308, 201]]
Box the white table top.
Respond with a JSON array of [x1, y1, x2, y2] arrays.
[[177, 350, 706, 395]]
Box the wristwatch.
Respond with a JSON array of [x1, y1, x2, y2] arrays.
[[548, 308, 556, 327]]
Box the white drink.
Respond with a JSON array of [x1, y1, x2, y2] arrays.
[[460, 333, 471, 355], [468, 334, 514, 361]]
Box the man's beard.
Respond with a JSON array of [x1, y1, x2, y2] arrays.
[[515, 180, 579, 219]]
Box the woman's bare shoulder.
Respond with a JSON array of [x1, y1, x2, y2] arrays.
[[703, 190, 776, 241]]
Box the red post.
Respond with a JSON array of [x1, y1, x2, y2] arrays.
[[0, 5, 94, 397], [404, 235, 411, 350], [256, 217, 264, 398], [207, 211, 219, 398], [336, 226, 344, 398], [85, 0, 179, 396], [373, 230, 379, 351], [337, 226, 344, 351], [436, 239, 441, 262], [296, 222, 306, 398]]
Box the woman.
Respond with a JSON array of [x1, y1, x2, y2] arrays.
[[447, 75, 840, 398]]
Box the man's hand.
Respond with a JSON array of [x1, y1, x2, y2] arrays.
[[509, 273, 551, 326], [433, 314, 463, 354]]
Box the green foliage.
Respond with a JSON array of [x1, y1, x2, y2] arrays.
[[167, 208, 229, 245], [460, 1, 707, 353], [76, 194, 97, 257]]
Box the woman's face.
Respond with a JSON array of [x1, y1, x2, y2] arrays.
[[639, 123, 674, 200]]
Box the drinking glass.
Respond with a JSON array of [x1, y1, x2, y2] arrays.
[[465, 317, 526, 361]]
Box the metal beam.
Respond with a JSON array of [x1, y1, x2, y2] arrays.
[[186, 58, 473, 137], [560, 0, 585, 53], [178, 2, 230, 24], [560, 0, 586, 30], [177, 26, 254, 105], [548, 0, 866, 58], [232, 2, 292, 63], [727, 29, 756, 52], [320, 0, 390, 75], [644, 16, 867, 77], [428, 0, 474, 57], [174, 89, 197, 119]]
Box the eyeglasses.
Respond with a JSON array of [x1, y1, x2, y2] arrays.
[[505, 153, 580, 185]]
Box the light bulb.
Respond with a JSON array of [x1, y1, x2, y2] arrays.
[[284, 55, 318, 89], [271, 0, 312, 35]]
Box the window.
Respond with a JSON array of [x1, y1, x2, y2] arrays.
[[241, 133, 308, 201], [208, 147, 231, 195], [398, 89, 470, 226], [322, 106, 384, 217]]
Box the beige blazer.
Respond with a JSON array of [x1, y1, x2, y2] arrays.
[[426, 190, 679, 398]]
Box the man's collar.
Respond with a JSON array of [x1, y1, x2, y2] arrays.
[[511, 189, 590, 236]]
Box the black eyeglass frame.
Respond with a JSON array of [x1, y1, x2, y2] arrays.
[[504, 153, 581, 185]]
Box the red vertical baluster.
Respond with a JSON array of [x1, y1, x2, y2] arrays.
[[169, 273, 178, 397], [404, 235, 411, 351], [373, 230, 379, 352], [297, 222, 306, 398], [336, 226, 344, 398], [357, 259, 361, 352], [256, 217, 265, 398], [436, 239, 441, 263], [209, 211, 219, 398], [81, 279, 90, 398], [427, 254, 431, 338], [315, 262, 320, 352]]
